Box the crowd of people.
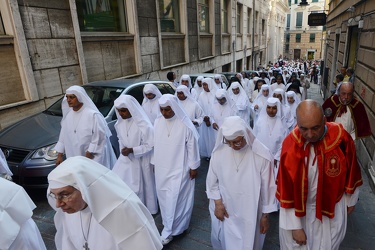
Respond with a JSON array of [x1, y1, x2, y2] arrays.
[[0, 59, 372, 250]]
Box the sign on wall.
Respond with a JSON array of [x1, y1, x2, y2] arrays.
[[308, 13, 327, 26]]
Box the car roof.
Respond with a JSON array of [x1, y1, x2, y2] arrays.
[[84, 79, 170, 88]]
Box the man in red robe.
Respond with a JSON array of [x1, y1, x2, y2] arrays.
[[323, 82, 371, 140], [276, 100, 362, 249]]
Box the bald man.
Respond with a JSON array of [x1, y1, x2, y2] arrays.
[[322, 82, 371, 140], [276, 100, 363, 250]]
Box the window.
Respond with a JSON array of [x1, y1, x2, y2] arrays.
[[286, 14, 290, 29], [255, 11, 258, 33], [237, 4, 242, 34], [262, 19, 265, 35], [288, 0, 292, 6], [0, 13, 5, 35], [285, 44, 290, 52], [310, 33, 315, 43], [294, 0, 298, 4], [198, 0, 210, 32], [159, 0, 180, 32], [76, 0, 128, 32], [296, 12, 303, 27], [296, 33, 301, 43], [247, 8, 252, 34], [221, 0, 229, 33], [286, 33, 290, 43], [312, 0, 319, 2]]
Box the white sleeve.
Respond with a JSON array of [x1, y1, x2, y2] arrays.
[[279, 207, 302, 230]]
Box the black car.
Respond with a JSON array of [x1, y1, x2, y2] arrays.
[[0, 79, 175, 188]]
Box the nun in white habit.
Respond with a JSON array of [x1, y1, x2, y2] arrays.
[[153, 94, 200, 244], [206, 116, 277, 250], [253, 97, 289, 180], [285, 90, 301, 129], [179, 74, 198, 101], [214, 74, 227, 89], [227, 82, 251, 125], [0, 178, 46, 250], [142, 84, 163, 125], [47, 156, 162, 250], [55, 85, 116, 169], [112, 95, 158, 214], [252, 84, 272, 126], [175, 85, 204, 127], [193, 75, 204, 100], [198, 78, 218, 158], [210, 89, 238, 131], [273, 88, 295, 131]]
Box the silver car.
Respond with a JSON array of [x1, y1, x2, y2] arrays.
[[0, 79, 175, 188]]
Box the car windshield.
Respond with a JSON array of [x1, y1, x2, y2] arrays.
[[43, 86, 124, 117]]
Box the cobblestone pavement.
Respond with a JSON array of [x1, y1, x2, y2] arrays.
[[31, 83, 375, 249]]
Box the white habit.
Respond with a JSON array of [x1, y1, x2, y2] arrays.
[[0, 178, 46, 250], [206, 116, 277, 250], [142, 84, 162, 125], [48, 156, 162, 250], [153, 94, 201, 239], [176, 85, 204, 127], [198, 78, 218, 157], [112, 95, 158, 214], [55, 85, 116, 169]]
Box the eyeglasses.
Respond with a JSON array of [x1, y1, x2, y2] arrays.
[[223, 136, 245, 147], [48, 189, 77, 202]]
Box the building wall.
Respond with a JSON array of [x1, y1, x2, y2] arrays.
[[283, 0, 325, 60], [0, 0, 288, 129], [324, 0, 375, 183]]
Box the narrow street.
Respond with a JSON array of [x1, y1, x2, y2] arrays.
[[29, 83, 375, 249]]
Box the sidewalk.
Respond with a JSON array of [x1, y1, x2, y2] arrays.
[[156, 83, 375, 249]]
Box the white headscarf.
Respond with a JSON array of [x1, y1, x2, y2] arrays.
[[0, 178, 38, 249], [227, 82, 249, 101], [214, 89, 238, 112], [259, 97, 282, 119], [273, 88, 286, 104], [47, 156, 162, 249], [212, 116, 272, 161], [254, 84, 272, 103], [158, 94, 199, 140], [62, 85, 111, 137], [179, 74, 193, 89], [286, 91, 300, 119], [202, 77, 218, 95], [176, 85, 194, 100], [114, 95, 154, 146], [142, 84, 162, 105]]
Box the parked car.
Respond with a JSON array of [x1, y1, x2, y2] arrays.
[[0, 79, 175, 188], [189, 73, 230, 88]]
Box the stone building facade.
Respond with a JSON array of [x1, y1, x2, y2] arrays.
[[323, 0, 375, 184], [0, 0, 287, 129], [284, 0, 325, 60]]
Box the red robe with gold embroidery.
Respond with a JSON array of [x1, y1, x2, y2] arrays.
[[276, 122, 362, 220], [322, 94, 371, 138]]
